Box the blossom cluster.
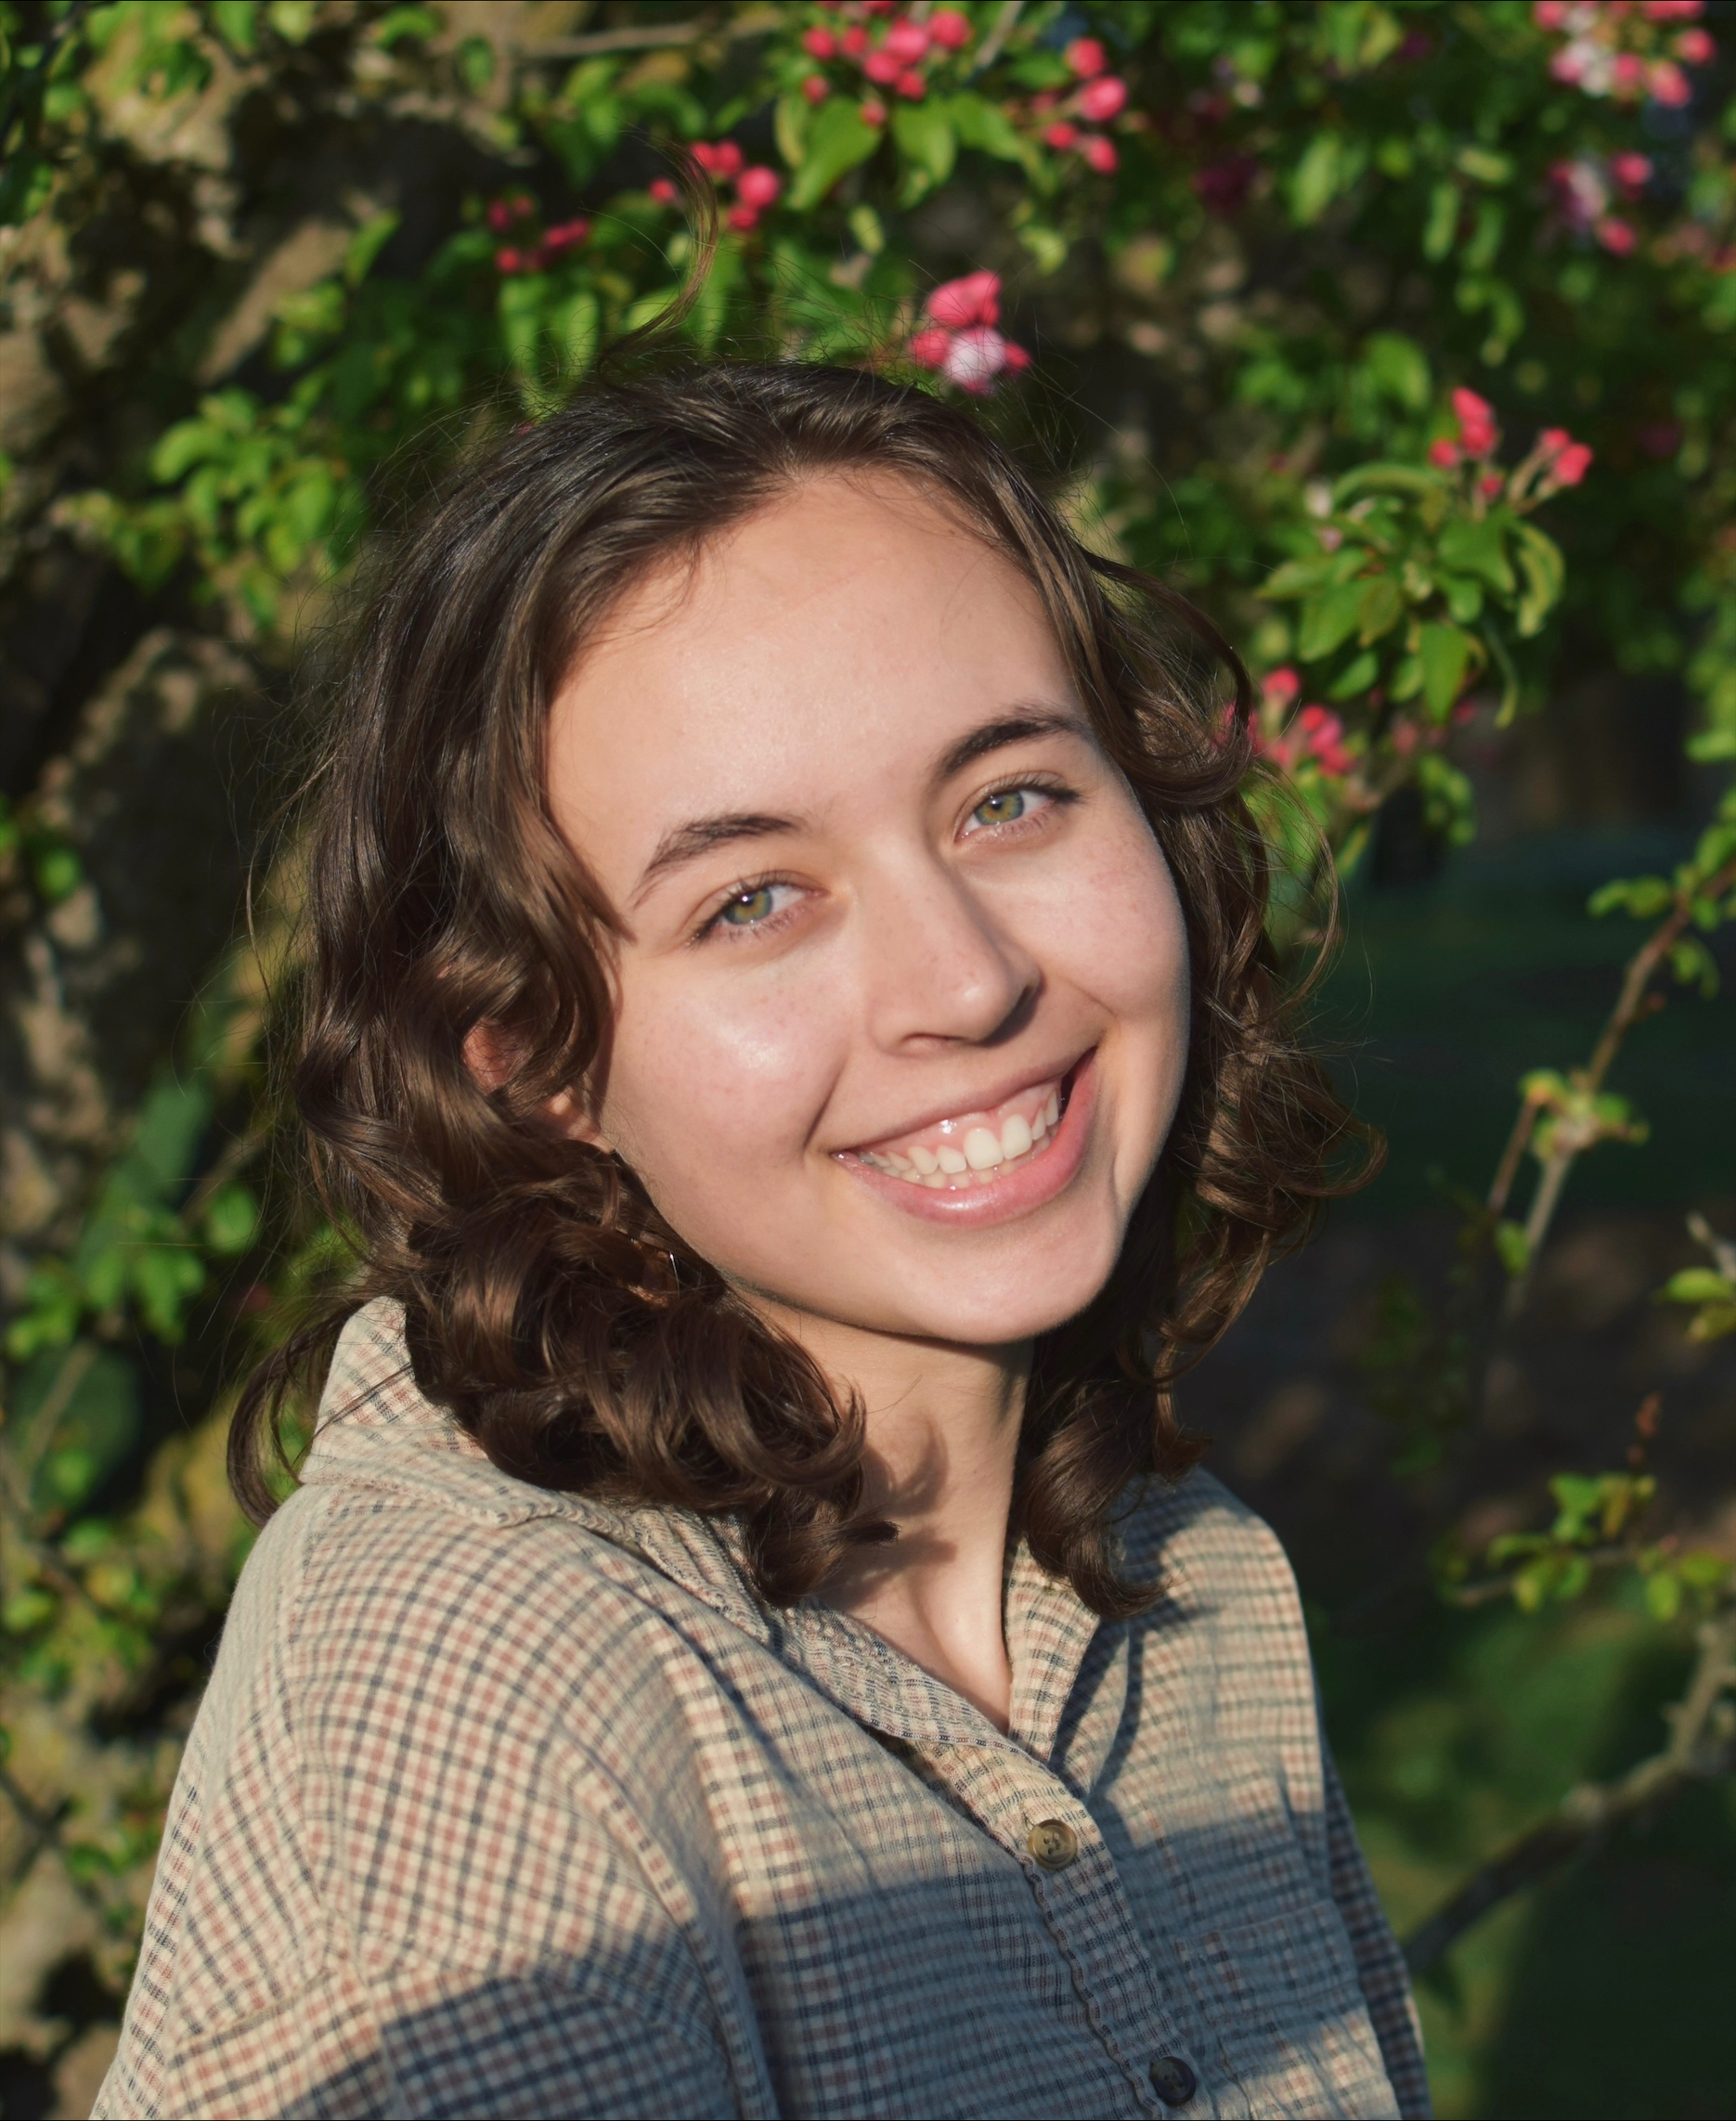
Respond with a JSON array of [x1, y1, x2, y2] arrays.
[[1028, 37, 1132, 176], [907, 272, 1030, 395], [649, 145, 784, 231], [487, 195, 590, 275], [799, 2, 974, 124], [1534, 0, 1715, 108], [1255, 669, 1356, 779], [1548, 149, 1652, 253], [1428, 388, 1594, 495]]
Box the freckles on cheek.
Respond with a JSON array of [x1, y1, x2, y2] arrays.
[[611, 976, 838, 1171]]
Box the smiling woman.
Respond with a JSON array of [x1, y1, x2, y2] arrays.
[[94, 365, 1423, 2121]]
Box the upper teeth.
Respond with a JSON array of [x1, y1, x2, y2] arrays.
[[855, 1089, 1062, 1188]]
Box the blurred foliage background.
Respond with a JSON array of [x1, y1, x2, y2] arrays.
[[0, 2, 1733, 2115]]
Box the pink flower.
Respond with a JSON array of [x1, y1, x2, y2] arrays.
[[693, 140, 745, 177], [1298, 705, 1354, 775], [542, 217, 589, 251], [1533, 0, 1569, 24], [928, 9, 972, 49], [1648, 57, 1692, 102], [942, 326, 1014, 394], [1262, 666, 1301, 711], [802, 73, 830, 102], [1082, 135, 1120, 174], [1596, 215, 1638, 253], [1677, 27, 1716, 62], [1078, 75, 1129, 123], [1613, 51, 1648, 95], [926, 269, 1001, 328], [1044, 121, 1080, 149], [885, 19, 929, 62], [1000, 341, 1031, 373], [801, 25, 836, 59], [1642, 2, 1704, 17], [909, 327, 952, 369], [736, 166, 783, 209], [896, 68, 926, 98], [1553, 441, 1593, 484], [494, 248, 524, 273], [860, 97, 887, 125], [842, 25, 869, 57], [862, 48, 902, 84], [1066, 36, 1107, 78], [1538, 427, 1572, 456], [1611, 151, 1653, 191], [1428, 437, 1461, 468], [1453, 388, 1498, 455], [649, 177, 680, 205], [727, 205, 759, 232]]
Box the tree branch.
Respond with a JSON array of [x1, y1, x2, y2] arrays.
[[1404, 1605, 1736, 1972]]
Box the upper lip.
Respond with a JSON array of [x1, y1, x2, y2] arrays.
[[836, 1051, 1089, 1156]]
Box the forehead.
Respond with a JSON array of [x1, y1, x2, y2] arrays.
[[544, 474, 1075, 865]]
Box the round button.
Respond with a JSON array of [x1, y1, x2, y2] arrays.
[[1147, 2055, 1198, 2107], [1026, 1818, 1079, 1871]]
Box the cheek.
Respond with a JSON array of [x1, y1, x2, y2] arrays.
[[1030, 806, 1189, 1033], [601, 964, 843, 1191]]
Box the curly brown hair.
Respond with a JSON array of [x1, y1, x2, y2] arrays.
[[231, 360, 1377, 1617]]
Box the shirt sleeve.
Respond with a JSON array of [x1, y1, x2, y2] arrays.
[[1322, 1741, 1432, 2119]]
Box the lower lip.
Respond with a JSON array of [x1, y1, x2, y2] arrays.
[[837, 1054, 1098, 1229]]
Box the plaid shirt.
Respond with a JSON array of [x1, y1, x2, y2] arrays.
[[96, 1300, 1428, 2120]]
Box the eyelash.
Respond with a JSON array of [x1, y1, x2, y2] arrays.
[[693, 776, 1079, 943]]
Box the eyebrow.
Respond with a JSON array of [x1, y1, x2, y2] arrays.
[[629, 706, 1090, 906]]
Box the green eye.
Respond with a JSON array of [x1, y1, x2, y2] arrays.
[[718, 885, 778, 926], [971, 788, 1030, 829]]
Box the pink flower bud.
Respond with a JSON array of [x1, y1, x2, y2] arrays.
[[1596, 215, 1637, 254], [1533, 0, 1568, 23], [1066, 36, 1107, 78], [486, 200, 512, 232], [727, 204, 759, 232], [802, 73, 830, 103], [494, 248, 523, 273], [1001, 340, 1031, 372], [928, 9, 972, 50], [1676, 27, 1716, 63], [802, 25, 836, 58], [942, 325, 1010, 394], [1262, 666, 1301, 709], [926, 269, 1001, 328], [1081, 135, 1120, 174], [842, 25, 869, 57], [1648, 58, 1691, 103], [896, 69, 926, 98], [1611, 151, 1652, 191], [1538, 428, 1572, 455], [863, 48, 902, 84], [736, 166, 783, 209], [1078, 75, 1129, 123], [1480, 472, 1505, 498], [909, 327, 952, 369], [860, 97, 887, 125], [693, 140, 744, 176], [1552, 441, 1593, 485], [1613, 52, 1647, 95], [648, 177, 680, 205], [1044, 121, 1080, 149], [1428, 437, 1461, 468], [884, 20, 929, 62], [1452, 387, 1497, 455]]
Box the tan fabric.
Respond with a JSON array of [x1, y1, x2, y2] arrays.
[[96, 1300, 1429, 2120]]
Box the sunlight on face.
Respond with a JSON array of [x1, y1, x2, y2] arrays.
[[545, 474, 1189, 1350]]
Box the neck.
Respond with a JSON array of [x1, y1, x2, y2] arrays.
[[760, 1303, 1028, 1730]]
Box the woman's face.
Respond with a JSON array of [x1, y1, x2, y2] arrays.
[[545, 474, 1189, 1350]]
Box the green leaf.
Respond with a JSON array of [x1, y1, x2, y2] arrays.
[[1456, 145, 1513, 187], [345, 211, 401, 288], [1423, 180, 1459, 262], [1664, 1267, 1735, 1305], [1419, 622, 1472, 718], [1291, 133, 1345, 226], [892, 100, 957, 188], [1332, 462, 1447, 503], [1494, 1221, 1530, 1277], [775, 91, 813, 171], [209, 1, 259, 53], [371, 6, 442, 47], [201, 1183, 259, 1257], [1438, 515, 1515, 594], [1297, 582, 1367, 661], [949, 93, 1039, 174], [1362, 332, 1430, 411], [1328, 650, 1379, 700], [1356, 575, 1404, 644], [1644, 1570, 1683, 1623], [788, 100, 883, 210], [1512, 522, 1564, 637]]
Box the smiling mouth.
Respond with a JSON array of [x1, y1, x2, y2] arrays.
[[841, 1067, 1078, 1190]]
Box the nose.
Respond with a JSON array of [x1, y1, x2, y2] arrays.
[[857, 853, 1041, 1051]]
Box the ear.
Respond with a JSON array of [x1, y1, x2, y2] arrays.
[[463, 1024, 612, 1151]]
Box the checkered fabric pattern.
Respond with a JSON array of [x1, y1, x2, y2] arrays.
[[95, 1300, 1429, 2120]]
